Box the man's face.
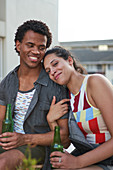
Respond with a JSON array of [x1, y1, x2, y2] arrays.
[[16, 30, 47, 68]]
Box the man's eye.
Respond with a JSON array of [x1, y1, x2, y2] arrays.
[[39, 47, 46, 51], [27, 44, 33, 48]]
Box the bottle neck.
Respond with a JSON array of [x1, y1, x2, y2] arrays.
[[5, 104, 12, 120], [53, 126, 61, 144]]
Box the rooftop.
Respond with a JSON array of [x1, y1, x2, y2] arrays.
[[70, 49, 113, 64]]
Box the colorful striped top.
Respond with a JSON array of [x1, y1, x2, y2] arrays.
[[70, 75, 111, 144]]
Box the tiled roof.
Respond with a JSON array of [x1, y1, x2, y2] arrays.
[[60, 39, 113, 47], [70, 49, 113, 64]]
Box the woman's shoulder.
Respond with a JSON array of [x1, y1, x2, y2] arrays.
[[87, 73, 113, 92], [87, 74, 108, 86]]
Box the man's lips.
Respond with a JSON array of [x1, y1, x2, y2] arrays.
[[29, 56, 39, 62]]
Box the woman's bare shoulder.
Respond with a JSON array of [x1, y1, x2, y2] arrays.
[[87, 74, 112, 88], [87, 74, 113, 99]]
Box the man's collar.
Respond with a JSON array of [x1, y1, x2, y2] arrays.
[[12, 65, 49, 86], [35, 68, 49, 86]]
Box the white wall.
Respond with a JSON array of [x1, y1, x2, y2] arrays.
[[0, 0, 58, 78], [105, 65, 113, 84], [0, 38, 3, 81]]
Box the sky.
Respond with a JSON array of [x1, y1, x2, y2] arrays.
[[58, 0, 113, 42]]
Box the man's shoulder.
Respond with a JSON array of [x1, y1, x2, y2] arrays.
[[0, 66, 19, 85], [47, 77, 66, 89], [38, 68, 66, 90]]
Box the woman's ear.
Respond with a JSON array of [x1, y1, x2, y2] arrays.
[[68, 56, 73, 66]]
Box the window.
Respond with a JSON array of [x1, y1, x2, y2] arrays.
[[112, 79, 113, 85], [0, 38, 3, 81], [108, 64, 113, 70], [97, 64, 102, 71]]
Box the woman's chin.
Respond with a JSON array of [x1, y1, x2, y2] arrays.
[[56, 80, 65, 86]]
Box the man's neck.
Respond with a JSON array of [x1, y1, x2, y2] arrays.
[[17, 64, 42, 91], [18, 64, 42, 77]]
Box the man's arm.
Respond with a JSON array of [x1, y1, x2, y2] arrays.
[[0, 118, 70, 150], [25, 118, 69, 147]]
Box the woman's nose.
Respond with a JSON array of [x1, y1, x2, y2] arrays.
[[51, 68, 56, 75]]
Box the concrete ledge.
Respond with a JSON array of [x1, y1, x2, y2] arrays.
[[0, 20, 5, 37]]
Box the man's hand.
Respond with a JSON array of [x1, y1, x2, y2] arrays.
[[0, 132, 24, 150]]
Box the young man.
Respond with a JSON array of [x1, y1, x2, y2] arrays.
[[0, 20, 69, 170]]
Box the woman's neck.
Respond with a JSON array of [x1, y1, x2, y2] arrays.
[[67, 71, 85, 95]]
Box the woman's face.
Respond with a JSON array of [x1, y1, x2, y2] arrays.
[[44, 53, 73, 85]]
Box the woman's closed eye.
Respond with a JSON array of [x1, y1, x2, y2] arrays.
[[46, 69, 50, 74], [45, 61, 58, 74], [53, 61, 58, 67]]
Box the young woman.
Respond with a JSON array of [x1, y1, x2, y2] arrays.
[[43, 46, 113, 170]]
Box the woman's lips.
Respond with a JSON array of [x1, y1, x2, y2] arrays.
[[55, 72, 62, 80]]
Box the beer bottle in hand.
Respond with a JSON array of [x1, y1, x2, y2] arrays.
[[51, 126, 63, 169], [2, 104, 14, 133]]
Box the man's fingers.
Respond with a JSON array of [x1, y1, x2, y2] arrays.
[[0, 132, 13, 138]]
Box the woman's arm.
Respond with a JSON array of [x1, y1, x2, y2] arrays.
[[76, 75, 113, 168], [47, 96, 70, 148], [50, 74, 113, 169]]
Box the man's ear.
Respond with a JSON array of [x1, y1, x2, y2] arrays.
[[16, 40, 21, 52], [68, 56, 73, 66]]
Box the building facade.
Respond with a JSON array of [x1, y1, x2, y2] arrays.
[[0, 0, 58, 81], [60, 40, 113, 84]]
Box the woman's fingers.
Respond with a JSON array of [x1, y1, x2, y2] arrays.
[[51, 98, 70, 106], [50, 151, 64, 158], [47, 97, 69, 123], [59, 98, 70, 105], [51, 96, 56, 106]]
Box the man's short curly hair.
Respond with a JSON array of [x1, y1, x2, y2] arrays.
[[14, 20, 52, 55]]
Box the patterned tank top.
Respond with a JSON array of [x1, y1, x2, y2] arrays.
[[13, 88, 35, 134], [70, 75, 111, 144]]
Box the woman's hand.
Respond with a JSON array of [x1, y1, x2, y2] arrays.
[[47, 96, 69, 130], [47, 96, 69, 123], [50, 151, 78, 169]]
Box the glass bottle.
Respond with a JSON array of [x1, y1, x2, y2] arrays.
[[51, 126, 63, 169], [2, 104, 14, 133]]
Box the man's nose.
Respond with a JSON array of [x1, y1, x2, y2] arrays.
[[32, 48, 40, 54]]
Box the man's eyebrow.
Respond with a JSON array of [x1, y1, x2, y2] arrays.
[[26, 42, 34, 45]]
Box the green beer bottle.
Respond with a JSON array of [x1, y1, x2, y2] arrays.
[[2, 104, 14, 133], [51, 126, 63, 169]]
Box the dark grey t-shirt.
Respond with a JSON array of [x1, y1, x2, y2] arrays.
[[0, 66, 69, 134]]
